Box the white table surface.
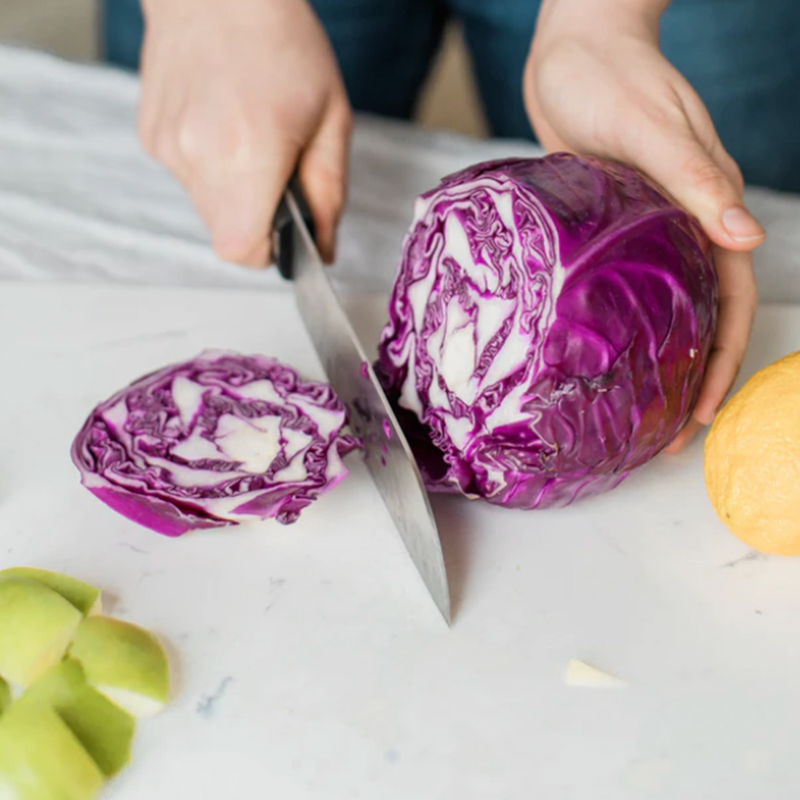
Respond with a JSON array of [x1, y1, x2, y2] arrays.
[[3, 283, 800, 800], [2, 43, 800, 800]]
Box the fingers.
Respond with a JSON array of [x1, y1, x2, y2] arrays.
[[663, 417, 703, 455], [623, 105, 762, 454], [693, 246, 758, 422], [521, 36, 764, 459], [138, 95, 193, 188], [626, 116, 765, 253], [185, 97, 351, 270], [137, 33, 192, 182], [664, 247, 757, 454], [297, 97, 353, 264], [138, 93, 350, 269], [187, 154, 297, 268], [184, 101, 351, 270]]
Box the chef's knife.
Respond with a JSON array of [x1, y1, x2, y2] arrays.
[[271, 175, 451, 626]]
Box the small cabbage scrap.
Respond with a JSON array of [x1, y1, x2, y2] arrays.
[[376, 154, 718, 509], [71, 350, 360, 535]]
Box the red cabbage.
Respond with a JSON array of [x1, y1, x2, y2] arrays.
[[376, 154, 718, 509], [71, 350, 360, 535]]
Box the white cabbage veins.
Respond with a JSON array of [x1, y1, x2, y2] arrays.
[[72, 350, 360, 534], [377, 155, 718, 509]]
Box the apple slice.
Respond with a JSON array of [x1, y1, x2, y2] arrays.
[[0, 577, 83, 688], [0, 677, 9, 717], [0, 701, 105, 800], [69, 616, 170, 718], [17, 659, 135, 777], [0, 567, 102, 616]]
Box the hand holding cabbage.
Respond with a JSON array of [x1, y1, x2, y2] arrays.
[[376, 154, 718, 509], [524, 0, 764, 450], [137, 0, 352, 267]]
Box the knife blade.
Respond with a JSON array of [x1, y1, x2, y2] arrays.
[[271, 175, 451, 626]]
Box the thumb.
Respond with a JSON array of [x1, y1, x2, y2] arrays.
[[629, 125, 765, 251]]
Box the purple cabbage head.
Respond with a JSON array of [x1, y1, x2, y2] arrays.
[[71, 350, 360, 535], [376, 153, 719, 509]]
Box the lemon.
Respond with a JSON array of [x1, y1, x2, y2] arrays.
[[704, 350, 800, 555]]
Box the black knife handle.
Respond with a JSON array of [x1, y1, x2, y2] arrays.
[[272, 173, 316, 281]]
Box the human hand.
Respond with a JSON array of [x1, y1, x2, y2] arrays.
[[524, 0, 764, 452], [138, 0, 352, 267]]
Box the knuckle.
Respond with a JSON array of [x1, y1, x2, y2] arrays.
[[213, 237, 245, 263], [150, 130, 179, 167], [177, 112, 256, 165], [728, 162, 745, 194], [708, 142, 745, 195], [136, 113, 182, 168], [175, 117, 209, 161], [644, 103, 681, 132], [683, 154, 732, 198], [212, 229, 257, 265]]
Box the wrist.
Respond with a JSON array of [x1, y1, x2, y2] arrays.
[[141, 0, 221, 23], [536, 0, 670, 41], [141, 0, 186, 22]]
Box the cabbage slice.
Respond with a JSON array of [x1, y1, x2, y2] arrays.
[[72, 350, 361, 535]]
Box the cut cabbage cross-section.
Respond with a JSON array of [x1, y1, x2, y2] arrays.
[[71, 350, 361, 536], [376, 154, 718, 509]]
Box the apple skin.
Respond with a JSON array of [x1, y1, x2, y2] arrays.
[[0, 577, 83, 688], [17, 659, 135, 777], [0, 568, 102, 617], [0, 677, 10, 716], [0, 701, 105, 800], [68, 616, 170, 718]]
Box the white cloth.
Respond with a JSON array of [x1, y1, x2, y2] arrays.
[[0, 43, 798, 301]]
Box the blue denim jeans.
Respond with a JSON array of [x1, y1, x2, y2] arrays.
[[101, 0, 800, 192]]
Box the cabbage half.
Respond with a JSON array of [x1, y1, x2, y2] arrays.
[[72, 350, 360, 535], [376, 154, 719, 509]]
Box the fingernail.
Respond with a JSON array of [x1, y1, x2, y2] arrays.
[[694, 408, 715, 427], [722, 207, 765, 242]]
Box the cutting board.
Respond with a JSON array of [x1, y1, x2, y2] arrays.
[[2, 282, 800, 800]]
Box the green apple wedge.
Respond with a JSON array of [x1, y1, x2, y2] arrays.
[[16, 659, 135, 778], [0, 700, 105, 800], [0, 567, 102, 616], [0, 577, 83, 688], [0, 677, 10, 716], [69, 616, 170, 718]]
